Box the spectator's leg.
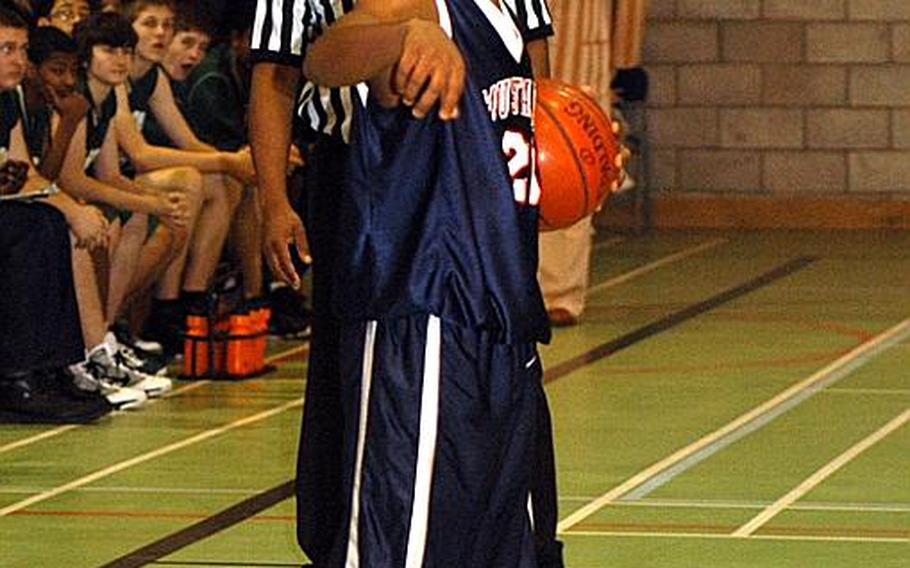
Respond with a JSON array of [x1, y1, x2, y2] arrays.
[[538, 215, 594, 324], [228, 182, 263, 300]]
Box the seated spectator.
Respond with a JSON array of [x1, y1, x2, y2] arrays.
[[0, 5, 110, 423], [89, 0, 120, 14], [153, 3, 309, 338], [57, 12, 186, 404], [114, 0, 257, 354], [34, 0, 90, 35], [22, 25, 88, 178]]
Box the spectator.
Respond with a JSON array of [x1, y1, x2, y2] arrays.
[[0, 5, 110, 423]]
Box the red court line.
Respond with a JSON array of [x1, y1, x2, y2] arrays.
[[590, 349, 852, 376]]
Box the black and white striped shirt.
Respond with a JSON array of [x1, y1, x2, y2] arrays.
[[251, 0, 553, 143]]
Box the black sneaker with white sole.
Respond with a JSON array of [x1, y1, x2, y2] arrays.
[[0, 370, 112, 424]]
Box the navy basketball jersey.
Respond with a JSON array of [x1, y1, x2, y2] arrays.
[[0, 90, 21, 157], [127, 65, 159, 130], [79, 79, 116, 172], [336, 0, 549, 345]]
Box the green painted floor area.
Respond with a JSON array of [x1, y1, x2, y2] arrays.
[[1, 229, 908, 567]]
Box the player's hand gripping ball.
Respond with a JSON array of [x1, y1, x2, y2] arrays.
[[535, 78, 624, 231]]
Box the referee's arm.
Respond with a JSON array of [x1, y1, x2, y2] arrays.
[[250, 0, 310, 288], [518, 0, 554, 79]]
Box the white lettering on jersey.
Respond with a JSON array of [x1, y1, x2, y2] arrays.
[[84, 148, 101, 170], [132, 109, 147, 130], [482, 77, 535, 124]]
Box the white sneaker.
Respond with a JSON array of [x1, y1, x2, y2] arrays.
[[130, 336, 164, 355], [68, 359, 148, 411], [107, 332, 168, 376], [96, 336, 173, 398]]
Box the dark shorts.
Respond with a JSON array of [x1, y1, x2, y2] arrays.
[[331, 314, 540, 567], [94, 203, 160, 239]]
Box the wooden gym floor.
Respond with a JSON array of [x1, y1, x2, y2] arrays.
[[1, 228, 908, 567]]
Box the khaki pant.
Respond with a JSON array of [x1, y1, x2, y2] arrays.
[[538, 215, 594, 317]]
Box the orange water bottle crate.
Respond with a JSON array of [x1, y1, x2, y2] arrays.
[[181, 293, 273, 380]]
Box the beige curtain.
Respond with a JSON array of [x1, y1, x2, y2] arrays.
[[548, 0, 648, 106]]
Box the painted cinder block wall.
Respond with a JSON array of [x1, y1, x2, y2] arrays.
[[643, 0, 910, 197]]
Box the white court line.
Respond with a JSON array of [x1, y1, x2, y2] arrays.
[[0, 486, 259, 496], [557, 318, 910, 534], [0, 398, 303, 518], [0, 425, 78, 456], [0, 342, 307, 456], [825, 388, 910, 396], [607, 498, 910, 514], [564, 531, 908, 545], [0, 381, 208, 457], [586, 238, 727, 296], [733, 408, 910, 538]]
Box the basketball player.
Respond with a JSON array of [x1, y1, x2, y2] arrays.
[[251, 0, 563, 565], [300, 0, 553, 564]]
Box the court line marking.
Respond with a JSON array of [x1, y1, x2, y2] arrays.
[[557, 317, 910, 533], [733, 408, 910, 538], [150, 562, 301, 567], [0, 240, 712, 455], [150, 561, 301, 567], [824, 388, 910, 396], [0, 398, 303, 518], [609, 499, 910, 514], [621, 317, 910, 502], [0, 486, 260, 496], [0, 425, 79, 456], [563, 530, 909, 544], [99, 481, 296, 568], [3, 488, 906, 516], [587, 238, 728, 296], [544, 256, 816, 384], [0, 381, 206, 457], [0, 343, 308, 456]]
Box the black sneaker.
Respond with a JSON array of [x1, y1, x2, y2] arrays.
[[0, 369, 112, 424], [268, 287, 312, 339], [144, 298, 186, 357]]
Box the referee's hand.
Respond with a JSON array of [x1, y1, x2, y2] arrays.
[[263, 202, 311, 290]]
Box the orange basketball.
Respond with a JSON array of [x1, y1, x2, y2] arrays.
[[535, 79, 622, 231]]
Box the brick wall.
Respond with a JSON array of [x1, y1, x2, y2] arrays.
[[644, 0, 910, 196]]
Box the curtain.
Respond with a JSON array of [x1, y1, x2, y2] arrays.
[[548, 0, 648, 106]]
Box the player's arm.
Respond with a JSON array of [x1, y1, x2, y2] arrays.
[[148, 70, 211, 152], [304, 0, 465, 120], [38, 90, 90, 180], [58, 117, 147, 206], [113, 85, 252, 182], [7, 120, 108, 249], [250, 61, 308, 288], [4, 121, 46, 195]]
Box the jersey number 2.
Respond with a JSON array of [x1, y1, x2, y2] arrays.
[[503, 129, 541, 206]]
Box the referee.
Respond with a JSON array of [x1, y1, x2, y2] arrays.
[[249, 1, 563, 566]]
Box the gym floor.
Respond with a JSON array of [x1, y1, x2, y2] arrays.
[[1, 229, 908, 567]]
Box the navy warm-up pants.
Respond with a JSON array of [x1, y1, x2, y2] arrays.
[[0, 201, 83, 376], [294, 134, 346, 564], [329, 314, 541, 568]]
